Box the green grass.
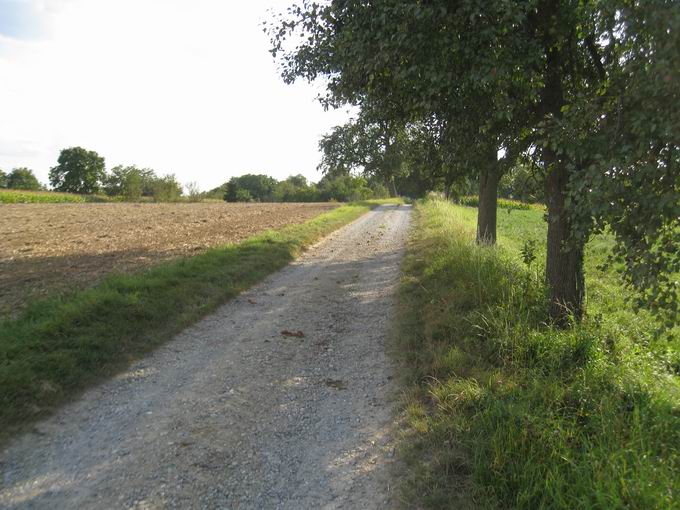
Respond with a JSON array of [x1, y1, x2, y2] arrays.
[[395, 199, 680, 509], [457, 195, 542, 211], [0, 200, 396, 442], [1, 188, 77, 203], [0, 188, 116, 203]]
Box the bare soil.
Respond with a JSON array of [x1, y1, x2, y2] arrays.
[[0, 202, 338, 317], [0, 204, 411, 509]]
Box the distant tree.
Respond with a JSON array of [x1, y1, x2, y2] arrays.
[[103, 165, 148, 200], [204, 182, 229, 200], [7, 168, 41, 190], [234, 188, 253, 202], [319, 114, 402, 197], [0, 168, 8, 188], [49, 147, 105, 194], [184, 181, 201, 202], [150, 174, 182, 202], [499, 161, 544, 203], [318, 174, 372, 202], [273, 174, 321, 202], [223, 174, 277, 202]]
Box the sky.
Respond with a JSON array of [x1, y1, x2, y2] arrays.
[[0, 0, 351, 191]]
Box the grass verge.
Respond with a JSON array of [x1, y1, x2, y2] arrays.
[[0, 200, 396, 442], [395, 199, 679, 509]]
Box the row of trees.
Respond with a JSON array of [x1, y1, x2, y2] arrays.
[[2, 147, 184, 201], [210, 173, 389, 203], [269, 0, 679, 326], [48, 147, 184, 200]]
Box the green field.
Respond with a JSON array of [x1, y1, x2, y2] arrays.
[[396, 199, 679, 509], [0, 200, 397, 442], [0, 188, 116, 204]]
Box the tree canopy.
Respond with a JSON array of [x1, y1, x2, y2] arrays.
[[49, 147, 106, 194], [5, 168, 41, 190], [269, 0, 680, 325]]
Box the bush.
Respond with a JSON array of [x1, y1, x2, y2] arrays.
[[234, 188, 253, 202], [150, 174, 182, 202]]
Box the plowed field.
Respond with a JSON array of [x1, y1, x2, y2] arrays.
[[0, 202, 338, 318]]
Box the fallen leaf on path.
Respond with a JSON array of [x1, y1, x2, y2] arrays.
[[247, 299, 257, 305], [281, 330, 305, 338], [323, 378, 347, 390]]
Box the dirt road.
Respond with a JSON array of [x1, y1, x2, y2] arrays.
[[0, 204, 411, 509]]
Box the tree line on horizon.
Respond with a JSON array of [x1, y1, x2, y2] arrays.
[[205, 172, 390, 203], [1, 146, 394, 203], [1, 147, 184, 201]]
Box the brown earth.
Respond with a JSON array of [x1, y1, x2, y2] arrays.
[[0, 202, 338, 318]]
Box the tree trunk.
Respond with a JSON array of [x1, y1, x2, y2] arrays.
[[538, 0, 585, 325], [544, 151, 585, 325], [477, 152, 499, 244], [388, 176, 398, 198]]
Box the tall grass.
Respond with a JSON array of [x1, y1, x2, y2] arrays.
[[0, 200, 394, 443], [457, 195, 541, 211], [396, 199, 680, 509]]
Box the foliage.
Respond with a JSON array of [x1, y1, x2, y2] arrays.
[[499, 162, 544, 203], [0, 201, 384, 442], [49, 147, 106, 194], [234, 188, 253, 202], [5, 167, 41, 190], [0, 189, 115, 204], [224, 173, 277, 202], [458, 196, 534, 211], [562, 0, 680, 326], [149, 174, 183, 202], [184, 181, 202, 202], [102, 165, 151, 200], [272, 174, 319, 202], [0, 169, 6, 188], [269, 0, 680, 326], [317, 174, 372, 202], [216, 172, 386, 203], [396, 199, 679, 508], [318, 112, 402, 193]]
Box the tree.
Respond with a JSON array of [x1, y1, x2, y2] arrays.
[[0, 169, 7, 188], [269, 1, 532, 245], [270, 0, 680, 326], [273, 175, 320, 202], [319, 112, 403, 197], [149, 174, 182, 202], [318, 174, 372, 202], [7, 168, 41, 190], [184, 182, 201, 202], [223, 174, 277, 202], [49, 147, 105, 194], [103, 165, 147, 200]]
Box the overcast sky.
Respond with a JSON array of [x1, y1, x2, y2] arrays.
[[0, 0, 350, 191]]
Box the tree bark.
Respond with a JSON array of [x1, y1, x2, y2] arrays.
[[538, 0, 586, 325], [388, 176, 398, 197], [477, 151, 499, 244], [544, 150, 585, 324]]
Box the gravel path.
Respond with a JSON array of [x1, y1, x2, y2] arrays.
[[0, 204, 411, 509]]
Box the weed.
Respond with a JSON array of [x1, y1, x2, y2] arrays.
[[394, 199, 679, 509]]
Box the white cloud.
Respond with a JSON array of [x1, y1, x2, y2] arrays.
[[0, 0, 350, 190]]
